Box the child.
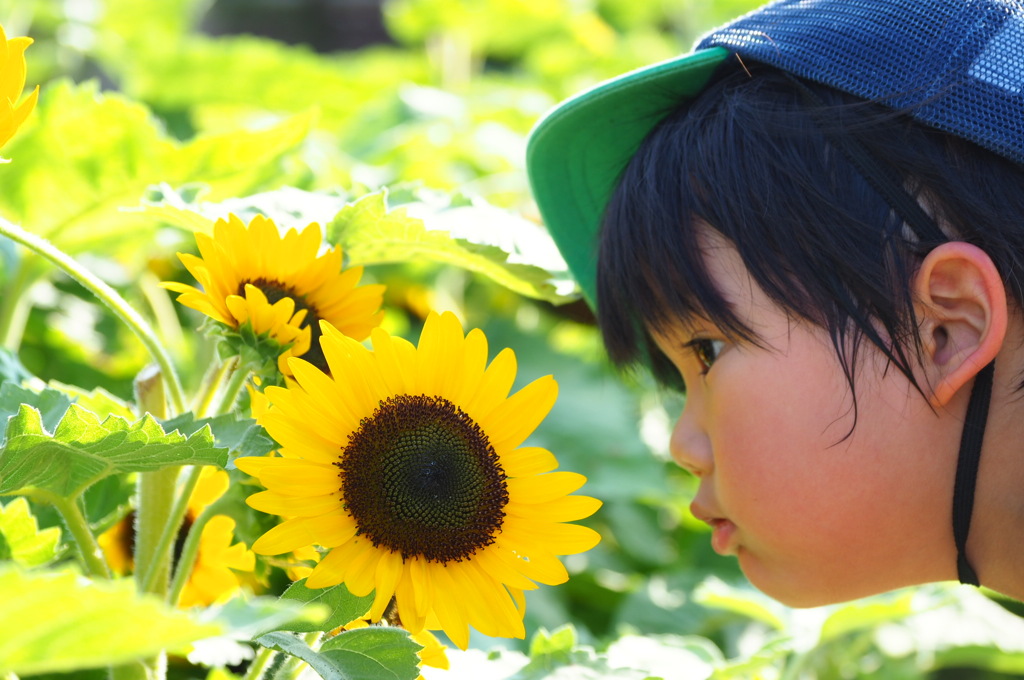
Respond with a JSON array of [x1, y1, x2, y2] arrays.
[[526, 0, 1024, 608]]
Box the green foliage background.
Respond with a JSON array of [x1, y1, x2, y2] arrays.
[[1, 0, 1024, 678]]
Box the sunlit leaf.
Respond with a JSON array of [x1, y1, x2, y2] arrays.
[[692, 577, 787, 631], [0, 79, 311, 258], [162, 412, 277, 463], [255, 628, 422, 680], [328, 191, 569, 302], [136, 185, 352, 236], [0, 404, 226, 498], [0, 497, 61, 567], [110, 34, 427, 130], [818, 591, 916, 643], [0, 348, 33, 386], [273, 579, 375, 634], [516, 625, 636, 679], [197, 595, 319, 638], [0, 382, 74, 434], [0, 565, 221, 675], [46, 382, 136, 421]]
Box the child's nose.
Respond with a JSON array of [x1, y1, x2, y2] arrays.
[[669, 404, 713, 477]]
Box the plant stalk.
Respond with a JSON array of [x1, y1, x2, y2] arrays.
[[49, 494, 111, 579], [0, 256, 37, 350], [0, 217, 186, 415], [166, 503, 215, 607]]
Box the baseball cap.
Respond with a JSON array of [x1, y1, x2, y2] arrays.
[[526, 0, 1024, 307]]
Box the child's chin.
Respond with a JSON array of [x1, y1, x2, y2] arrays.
[[739, 554, 871, 609]]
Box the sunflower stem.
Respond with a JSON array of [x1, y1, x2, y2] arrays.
[[48, 494, 111, 579], [137, 466, 201, 597], [134, 468, 179, 596], [193, 357, 234, 417], [274, 633, 321, 680], [243, 645, 277, 680], [139, 360, 249, 600], [0, 217, 187, 415], [215, 356, 249, 415], [133, 367, 178, 597], [166, 503, 216, 607]]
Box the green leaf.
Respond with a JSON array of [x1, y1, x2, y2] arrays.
[[0, 348, 33, 386], [162, 411, 277, 462], [692, 577, 787, 631], [529, 624, 578, 660], [327, 191, 570, 303], [138, 185, 353, 236], [0, 79, 311, 258], [256, 628, 422, 680], [0, 382, 75, 434], [47, 382, 136, 421], [200, 595, 317, 639], [516, 626, 637, 679], [0, 497, 61, 567], [0, 404, 227, 498], [319, 628, 423, 680], [0, 565, 222, 675], [818, 590, 916, 643], [274, 579, 375, 634], [110, 33, 426, 131]]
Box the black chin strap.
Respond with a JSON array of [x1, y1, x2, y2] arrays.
[[952, 360, 995, 586]]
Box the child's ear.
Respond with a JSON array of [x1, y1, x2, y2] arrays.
[[914, 242, 1007, 408]]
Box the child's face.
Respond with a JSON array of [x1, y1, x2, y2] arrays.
[[650, 229, 960, 606]]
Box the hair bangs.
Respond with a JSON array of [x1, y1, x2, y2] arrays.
[[596, 63, 929, 391]]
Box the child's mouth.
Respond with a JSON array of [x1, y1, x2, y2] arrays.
[[708, 518, 737, 556]]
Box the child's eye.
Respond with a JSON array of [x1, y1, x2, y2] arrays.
[[685, 338, 725, 374]]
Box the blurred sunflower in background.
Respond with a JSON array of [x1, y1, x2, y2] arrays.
[[0, 23, 38, 151], [99, 467, 254, 607], [162, 214, 385, 376], [236, 311, 601, 649]]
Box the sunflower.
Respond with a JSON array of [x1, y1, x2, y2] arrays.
[[175, 467, 255, 608], [162, 213, 385, 374], [0, 23, 38, 151], [98, 468, 255, 607], [236, 311, 602, 649]]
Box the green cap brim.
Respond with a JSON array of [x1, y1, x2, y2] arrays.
[[526, 46, 730, 308]]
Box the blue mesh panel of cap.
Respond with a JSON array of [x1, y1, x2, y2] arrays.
[[697, 0, 1024, 166]]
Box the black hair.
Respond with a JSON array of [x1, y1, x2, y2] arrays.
[[598, 61, 1024, 400]]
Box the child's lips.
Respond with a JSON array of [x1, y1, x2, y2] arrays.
[[690, 503, 738, 556], [708, 518, 737, 556]]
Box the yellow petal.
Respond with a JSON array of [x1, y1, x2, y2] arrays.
[[506, 495, 602, 522], [506, 472, 587, 504], [481, 375, 557, 452], [426, 565, 470, 650], [463, 348, 517, 421], [500, 446, 559, 477], [369, 550, 405, 621], [246, 490, 343, 517], [256, 461, 339, 497], [493, 538, 569, 585], [252, 517, 319, 555]]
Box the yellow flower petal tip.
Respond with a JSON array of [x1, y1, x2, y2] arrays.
[[0, 24, 37, 151], [239, 311, 601, 648]]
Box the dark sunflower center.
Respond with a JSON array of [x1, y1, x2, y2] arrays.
[[119, 510, 195, 567], [338, 394, 509, 563], [239, 278, 326, 371]]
